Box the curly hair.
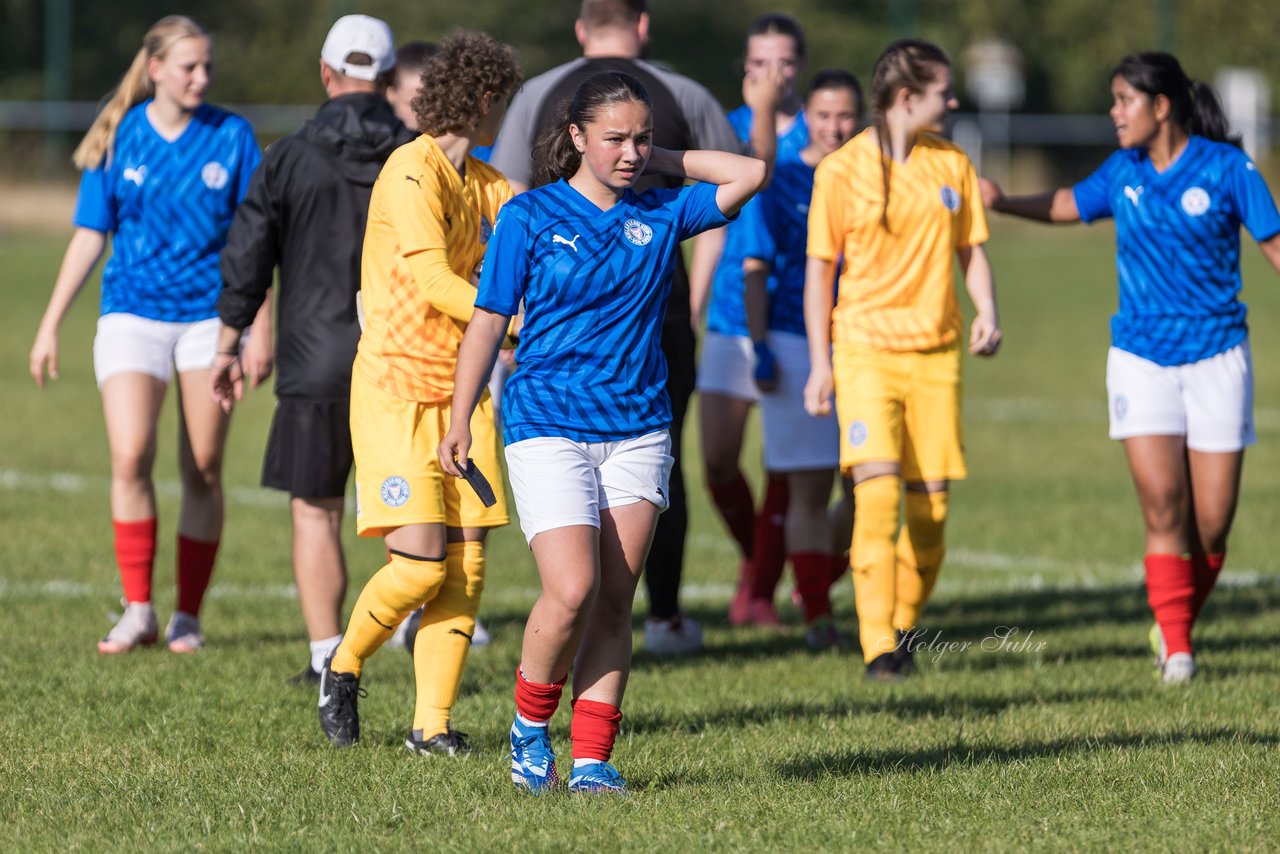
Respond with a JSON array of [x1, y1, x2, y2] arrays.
[[412, 30, 521, 137]]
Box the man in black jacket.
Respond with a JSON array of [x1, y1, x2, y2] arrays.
[[212, 15, 414, 681]]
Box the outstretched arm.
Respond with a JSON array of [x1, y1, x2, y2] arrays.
[[646, 147, 767, 218], [980, 178, 1081, 223], [438, 307, 510, 478]]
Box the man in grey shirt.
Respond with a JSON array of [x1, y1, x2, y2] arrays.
[[490, 0, 740, 655]]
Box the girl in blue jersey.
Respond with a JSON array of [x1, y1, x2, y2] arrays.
[[438, 71, 765, 794], [693, 12, 807, 631], [28, 16, 263, 655], [740, 70, 863, 651], [982, 53, 1280, 683]]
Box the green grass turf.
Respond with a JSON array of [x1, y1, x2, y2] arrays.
[[2, 223, 1279, 851]]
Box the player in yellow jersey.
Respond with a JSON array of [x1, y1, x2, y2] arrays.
[[803, 39, 1001, 681], [315, 31, 522, 753]]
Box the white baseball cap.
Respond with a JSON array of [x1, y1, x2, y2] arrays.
[[321, 14, 395, 81]]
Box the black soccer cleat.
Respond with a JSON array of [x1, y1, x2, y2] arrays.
[[405, 725, 472, 757], [894, 628, 917, 675], [865, 651, 906, 683], [318, 654, 365, 747]]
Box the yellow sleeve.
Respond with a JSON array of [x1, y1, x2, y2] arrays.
[[807, 157, 845, 261], [955, 156, 990, 248], [406, 249, 480, 325]]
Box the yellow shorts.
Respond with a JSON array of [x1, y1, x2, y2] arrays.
[[351, 371, 509, 537], [833, 342, 967, 482]]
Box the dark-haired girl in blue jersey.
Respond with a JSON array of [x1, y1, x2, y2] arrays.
[[439, 70, 765, 794], [983, 52, 1280, 684], [28, 16, 263, 655]]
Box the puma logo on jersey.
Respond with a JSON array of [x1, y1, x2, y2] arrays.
[[405, 174, 422, 187], [123, 166, 147, 187], [1123, 185, 1143, 206], [552, 233, 581, 252]]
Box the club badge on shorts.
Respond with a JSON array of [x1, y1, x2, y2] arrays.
[[848, 420, 868, 447], [381, 476, 411, 507]]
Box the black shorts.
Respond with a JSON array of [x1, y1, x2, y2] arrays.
[[261, 397, 353, 499]]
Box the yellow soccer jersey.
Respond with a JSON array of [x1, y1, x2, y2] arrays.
[[356, 135, 512, 402], [808, 129, 988, 352]]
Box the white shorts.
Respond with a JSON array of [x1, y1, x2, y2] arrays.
[[1107, 343, 1256, 452], [696, 331, 759, 403], [505, 431, 673, 544], [760, 331, 840, 471], [93, 313, 222, 388]]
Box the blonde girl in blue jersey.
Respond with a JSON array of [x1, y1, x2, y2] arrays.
[[28, 16, 264, 655], [982, 53, 1280, 683], [439, 71, 765, 794]]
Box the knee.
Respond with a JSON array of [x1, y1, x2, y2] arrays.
[[1140, 488, 1186, 535], [181, 453, 223, 494], [703, 456, 740, 486], [110, 446, 154, 483], [903, 490, 948, 549], [387, 550, 448, 603], [543, 574, 598, 621]]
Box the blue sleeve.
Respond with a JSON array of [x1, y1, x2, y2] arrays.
[[475, 203, 530, 315], [737, 195, 776, 266], [72, 164, 115, 233], [234, 121, 262, 204], [675, 181, 734, 241], [1228, 153, 1280, 242], [1072, 153, 1118, 224]]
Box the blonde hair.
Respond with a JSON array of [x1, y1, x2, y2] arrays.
[[72, 15, 208, 171]]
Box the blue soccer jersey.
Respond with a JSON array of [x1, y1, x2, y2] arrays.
[[739, 156, 817, 336], [1073, 134, 1280, 366], [477, 179, 732, 443], [705, 107, 808, 336], [74, 100, 260, 322]]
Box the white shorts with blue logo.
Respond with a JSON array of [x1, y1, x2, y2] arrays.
[[504, 430, 673, 544], [1106, 343, 1255, 452]]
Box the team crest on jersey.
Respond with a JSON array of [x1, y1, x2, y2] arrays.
[[122, 165, 147, 187], [380, 476, 411, 508], [1180, 187, 1210, 216], [479, 215, 493, 244], [622, 218, 654, 246], [201, 162, 229, 191], [940, 186, 960, 212], [848, 420, 868, 447], [1113, 395, 1128, 421]]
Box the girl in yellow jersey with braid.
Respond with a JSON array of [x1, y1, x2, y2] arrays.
[[316, 31, 522, 753], [804, 39, 1001, 681]]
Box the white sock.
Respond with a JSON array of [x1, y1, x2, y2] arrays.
[[310, 634, 343, 672], [516, 713, 548, 729], [573, 757, 603, 769]]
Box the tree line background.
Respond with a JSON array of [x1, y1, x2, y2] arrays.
[[1, 0, 1278, 178]]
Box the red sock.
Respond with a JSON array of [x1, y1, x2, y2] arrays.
[[750, 474, 789, 600], [791, 552, 833, 622], [113, 518, 157, 604], [570, 698, 623, 761], [176, 534, 219, 616], [515, 667, 565, 723], [1145, 553, 1194, 656], [1191, 552, 1225, 621], [708, 472, 756, 559]]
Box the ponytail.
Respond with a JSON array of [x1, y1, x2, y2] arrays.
[[72, 15, 207, 171], [1112, 52, 1240, 147], [530, 71, 652, 188]]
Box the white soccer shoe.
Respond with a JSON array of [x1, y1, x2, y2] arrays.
[[97, 602, 159, 654], [1161, 652, 1197, 684], [643, 615, 703, 655], [165, 611, 204, 653]]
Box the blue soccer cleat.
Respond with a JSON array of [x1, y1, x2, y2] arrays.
[[567, 760, 628, 795], [510, 716, 558, 793]]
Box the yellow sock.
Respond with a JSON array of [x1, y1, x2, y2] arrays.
[[331, 550, 447, 676], [412, 541, 485, 737], [893, 490, 949, 630], [851, 476, 901, 663]]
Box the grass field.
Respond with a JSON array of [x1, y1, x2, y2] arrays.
[[3, 222, 1279, 851]]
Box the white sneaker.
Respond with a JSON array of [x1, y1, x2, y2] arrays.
[[1149, 623, 1166, 668], [643, 615, 703, 655], [471, 616, 491, 647], [165, 610, 204, 653], [98, 602, 158, 654], [1162, 652, 1197, 684]]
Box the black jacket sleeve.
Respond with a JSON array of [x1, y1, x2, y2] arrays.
[[217, 149, 281, 329]]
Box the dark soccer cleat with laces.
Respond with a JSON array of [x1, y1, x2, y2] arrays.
[[406, 726, 472, 757], [318, 654, 364, 747]]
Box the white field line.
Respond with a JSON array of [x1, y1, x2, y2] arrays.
[[0, 467, 289, 508], [967, 398, 1280, 430]]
